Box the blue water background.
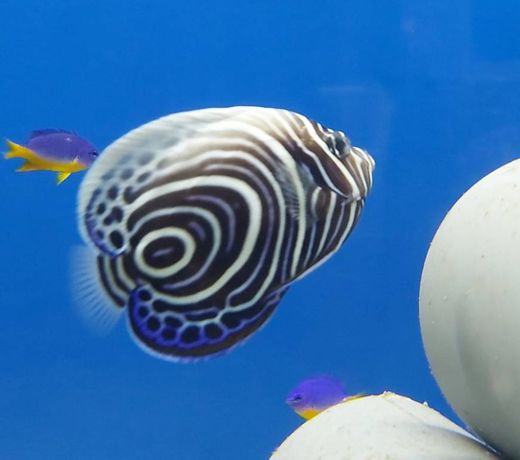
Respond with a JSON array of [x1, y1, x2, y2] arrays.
[[1, 1, 519, 458]]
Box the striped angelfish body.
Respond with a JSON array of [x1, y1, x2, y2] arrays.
[[74, 106, 375, 361]]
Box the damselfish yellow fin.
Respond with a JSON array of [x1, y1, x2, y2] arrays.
[[56, 171, 72, 184], [5, 140, 42, 162], [296, 408, 321, 420], [16, 163, 40, 172], [344, 392, 366, 403], [5, 139, 85, 176], [5, 140, 49, 174]]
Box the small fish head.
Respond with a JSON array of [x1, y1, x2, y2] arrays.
[[73, 138, 99, 167], [286, 375, 346, 414], [27, 130, 98, 167], [78, 147, 99, 167], [286, 390, 308, 412]]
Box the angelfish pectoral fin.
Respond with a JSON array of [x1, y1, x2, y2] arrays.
[[56, 171, 72, 184], [275, 162, 319, 227]]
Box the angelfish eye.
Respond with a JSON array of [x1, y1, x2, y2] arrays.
[[334, 136, 346, 152], [333, 132, 352, 158], [325, 136, 335, 151], [335, 132, 351, 151]]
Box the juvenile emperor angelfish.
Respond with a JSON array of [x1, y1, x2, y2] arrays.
[[73, 106, 375, 361]]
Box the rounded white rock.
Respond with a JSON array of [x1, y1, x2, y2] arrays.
[[420, 159, 520, 459], [271, 392, 498, 460]]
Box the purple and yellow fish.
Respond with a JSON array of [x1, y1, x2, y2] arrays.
[[4, 129, 98, 184], [286, 375, 364, 420]]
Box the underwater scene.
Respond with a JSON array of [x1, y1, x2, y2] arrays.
[[2, 1, 520, 459]]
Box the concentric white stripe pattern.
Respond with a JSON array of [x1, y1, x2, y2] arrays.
[[76, 106, 375, 361]]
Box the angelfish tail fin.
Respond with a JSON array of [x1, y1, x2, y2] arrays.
[[70, 245, 125, 335]]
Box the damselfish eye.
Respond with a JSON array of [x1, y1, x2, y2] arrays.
[[91, 151, 99, 158]]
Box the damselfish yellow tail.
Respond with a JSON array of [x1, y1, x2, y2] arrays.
[[4, 139, 46, 170]]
